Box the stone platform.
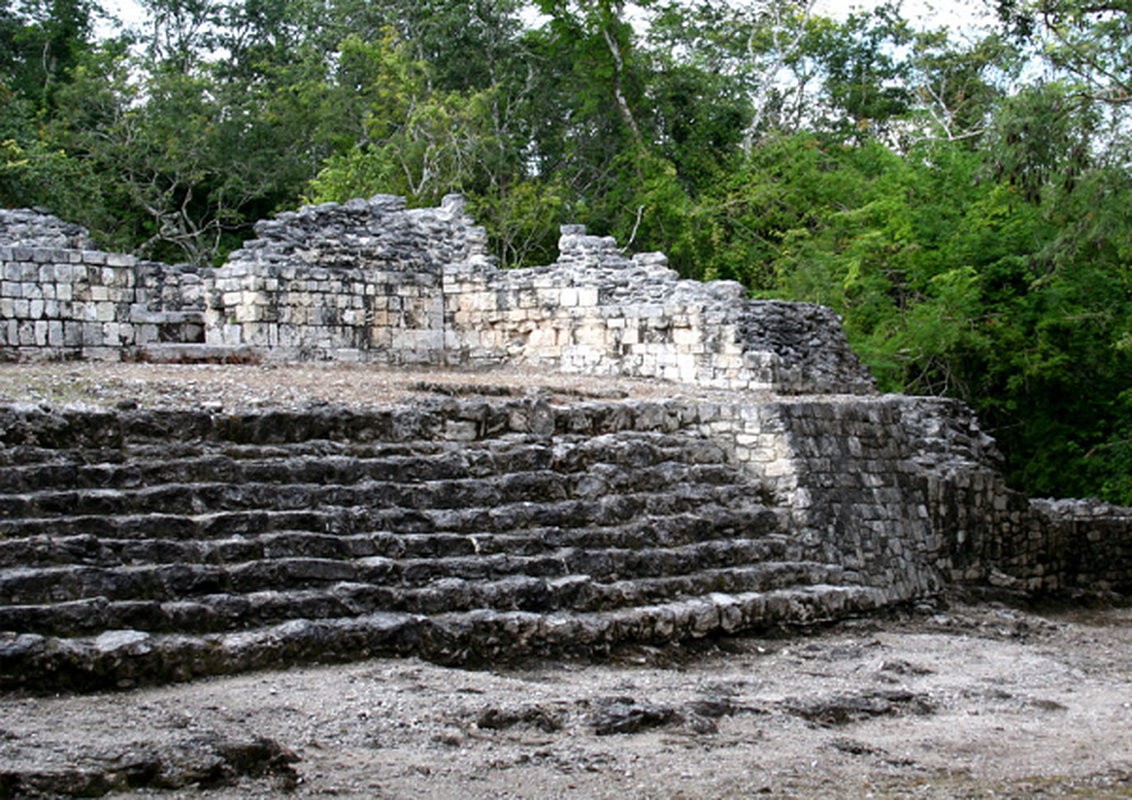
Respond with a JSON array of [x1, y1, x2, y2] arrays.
[[1, 383, 1127, 692]]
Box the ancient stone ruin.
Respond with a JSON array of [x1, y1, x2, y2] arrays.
[[1, 199, 1129, 692], [1, 197, 870, 394]]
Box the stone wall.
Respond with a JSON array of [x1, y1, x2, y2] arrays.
[[208, 195, 479, 363], [1, 198, 873, 393], [445, 225, 872, 394], [0, 209, 209, 360]]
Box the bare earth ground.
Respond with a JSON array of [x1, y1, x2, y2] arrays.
[[0, 603, 1128, 799], [0, 362, 709, 410], [0, 363, 1130, 799]]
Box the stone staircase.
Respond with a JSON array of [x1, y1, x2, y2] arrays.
[[0, 399, 882, 691]]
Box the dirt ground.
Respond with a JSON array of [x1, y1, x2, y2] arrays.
[[1, 363, 1130, 798], [0, 600, 1127, 799], [0, 362, 703, 411]]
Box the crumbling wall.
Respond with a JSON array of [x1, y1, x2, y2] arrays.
[[446, 226, 873, 394], [208, 195, 873, 393], [1, 197, 873, 392], [209, 195, 487, 362], [0, 209, 207, 359]]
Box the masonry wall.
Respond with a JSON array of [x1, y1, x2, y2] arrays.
[[2, 198, 873, 393], [445, 226, 873, 394], [205, 195, 480, 362], [0, 210, 209, 360], [206, 196, 873, 393], [691, 395, 1132, 598]]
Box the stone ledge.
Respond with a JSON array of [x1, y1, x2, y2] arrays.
[[136, 344, 260, 364]]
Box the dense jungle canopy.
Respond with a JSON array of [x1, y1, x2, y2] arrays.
[[2, 0, 1131, 503]]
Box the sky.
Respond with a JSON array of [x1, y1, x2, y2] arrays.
[[816, 0, 994, 29], [94, 0, 996, 46]]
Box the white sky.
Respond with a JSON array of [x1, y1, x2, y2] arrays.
[[816, 0, 995, 30], [95, 0, 994, 43]]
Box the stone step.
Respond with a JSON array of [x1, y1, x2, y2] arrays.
[[0, 445, 547, 491], [0, 508, 362, 539], [136, 343, 257, 363], [0, 482, 764, 539], [0, 462, 751, 518], [0, 508, 785, 569], [0, 537, 793, 606], [1, 412, 724, 460], [0, 436, 737, 492], [0, 561, 843, 637], [0, 585, 889, 692]]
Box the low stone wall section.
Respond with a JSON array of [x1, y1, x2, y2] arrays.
[[0, 246, 207, 360], [446, 226, 872, 394], [207, 195, 476, 362]]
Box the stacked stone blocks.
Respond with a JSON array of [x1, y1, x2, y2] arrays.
[[1, 199, 872, 394]]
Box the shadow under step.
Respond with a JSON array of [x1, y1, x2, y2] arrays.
[[0, 535, 803, 606], [0, 584, 888, 692], [0, 482, 768, 539], [0, 504, 786, 569]]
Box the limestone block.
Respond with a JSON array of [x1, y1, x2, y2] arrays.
[[80, 321, 102, 345], [574, 323, 610, 348], [527, 327, 559, 349], [104, 253, 135, 268], [221, 323, 243, 345], [63, 320, 83, 346], [234, 303, 262, 323], [576, 287, 599, 307]]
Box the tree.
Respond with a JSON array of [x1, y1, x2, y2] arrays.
[[0, 0, 99, 110], [997, 0, 1132, 105]]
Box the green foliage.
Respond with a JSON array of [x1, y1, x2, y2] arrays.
[[468, 178, 566, 268], [749, 128, 1132, 500], [306, 33, 504, 210]]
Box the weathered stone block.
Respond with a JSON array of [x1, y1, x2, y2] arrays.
[[105, 253, 135, 268]]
